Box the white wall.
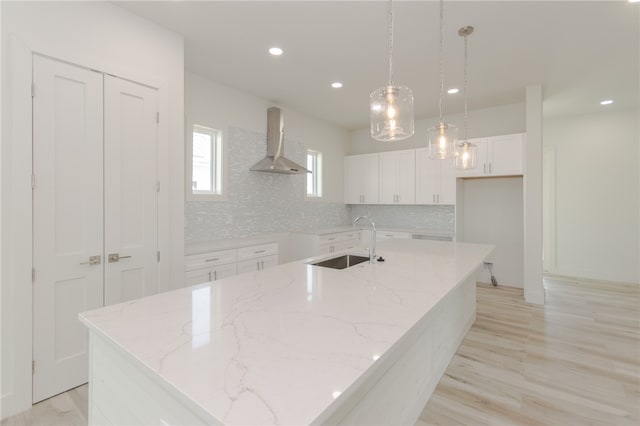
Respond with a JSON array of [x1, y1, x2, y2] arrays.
[[544, 108, 639, 284], [460, 178, 524, 287], [524, 85, 544, 304], [1, 1, 184, 418], [186, 71, 348, 203]]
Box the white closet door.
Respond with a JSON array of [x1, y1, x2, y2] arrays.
[[32, 55, 104, 403], [104, 76, 159, 305]]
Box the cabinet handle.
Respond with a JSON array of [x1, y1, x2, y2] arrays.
[[432, 194, 435, 203], [255, 249, 266, 254], [214, 270, 217, 280], [437, 194, 440, 203], [489, 163, 492, 173], [261, 260, 264, 269], [205, 258, 220, 262], [483, 163, 487, 174], [208, 271, 212, 281]]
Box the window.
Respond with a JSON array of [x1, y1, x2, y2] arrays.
[[306, 150, 322, 198], [187, 125, 224, 200]]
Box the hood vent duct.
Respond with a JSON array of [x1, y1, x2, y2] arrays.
[[250, 107, 311, 175]]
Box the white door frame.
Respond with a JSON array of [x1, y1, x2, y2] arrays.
[[1, 37, 173, 417]]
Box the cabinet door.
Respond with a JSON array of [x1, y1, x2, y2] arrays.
[[455, 137, 488, 178], [437, 159, 456, 205], [397, 150, 416, 204], [238, 256, 278, 274], [488, 133, 524, 176], [212, 263, 237, 280], [260, 255, 279, 270], [237, 259, 261, 275], [415, 148, 438, 205], [378, 151, 398, 204], [345, 154, 379, 204], [185, 268, 211, 286]]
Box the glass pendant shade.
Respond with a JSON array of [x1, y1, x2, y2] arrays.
[[428, 122, 457, 159], [370, 85, 415, 141], [455, 141, 477, 170]]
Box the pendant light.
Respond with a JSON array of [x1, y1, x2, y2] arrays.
[[370, 0, 414, 142], [454, 26, 477, 170], [428, 0, 457, 159]]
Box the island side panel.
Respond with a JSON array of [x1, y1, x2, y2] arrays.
[[330, 274, 477, 426], [87, 332, 219, 426]]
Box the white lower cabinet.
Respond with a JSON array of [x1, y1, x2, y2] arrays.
[[292, 231, 362, 259], [237, 255, 279, 274], [185, 263, 237, 286], [185, 242, 279, 286]]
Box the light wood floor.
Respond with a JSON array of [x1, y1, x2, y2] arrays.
[[3, 276, 638, 426], [419, 276, 640, 425]]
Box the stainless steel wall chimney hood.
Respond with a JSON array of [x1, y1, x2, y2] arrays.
[[250, 107, 311, 175]]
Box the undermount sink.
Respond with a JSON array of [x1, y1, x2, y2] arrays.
[[310, 254, 370, 270]]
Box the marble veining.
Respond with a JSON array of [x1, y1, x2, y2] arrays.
[[80, 239, 493, 425]]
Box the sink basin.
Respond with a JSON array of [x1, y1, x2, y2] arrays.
[[310, 254, 370, 270]]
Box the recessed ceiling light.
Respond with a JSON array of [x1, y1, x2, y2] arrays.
[[331, 82, 343, 89], [268, 47, 283, 56], [600, 99, 614, 105], [447, 88, 459, 94]]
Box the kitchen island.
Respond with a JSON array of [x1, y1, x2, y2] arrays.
[[79, 239, 492, 425]]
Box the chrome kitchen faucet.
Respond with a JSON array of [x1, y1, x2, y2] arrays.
[[353, 216, 376, 263]]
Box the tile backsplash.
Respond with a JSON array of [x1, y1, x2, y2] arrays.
[[350, 204, 455, 233], [185, 126, 351, 242]]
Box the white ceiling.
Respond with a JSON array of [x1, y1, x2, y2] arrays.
[[116, 1, 639, 130]]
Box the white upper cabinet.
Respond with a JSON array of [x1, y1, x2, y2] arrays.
[[379, 150, 416, 205], [415, 148, 456, 205], [455, 133, 524, 178], [488, 133, 524, 175], [345, 153, 379, 204]]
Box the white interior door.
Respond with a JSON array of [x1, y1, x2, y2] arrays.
[[32, 55, 104, 403], [104, 76, 159, 305]]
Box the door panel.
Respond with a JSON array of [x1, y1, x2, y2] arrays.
[[32, 55, 104, 403], [104, 76, 159, 305]]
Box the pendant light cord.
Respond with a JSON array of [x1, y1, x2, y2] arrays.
[[387, 0, 394, 85], [463, 32, 468, 142], [438, 0, 445, 122]]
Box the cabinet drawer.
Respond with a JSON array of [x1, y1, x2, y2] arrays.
[[378, 231, 412, 240], [319, 233, 342, 244], [341, 231, 361, 242], [237, 243, 278, 261], [185, 249, 236, 270]]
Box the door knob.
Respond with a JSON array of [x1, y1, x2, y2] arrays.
[[108, 253, 132, 263], [80, 255, 101, 265]]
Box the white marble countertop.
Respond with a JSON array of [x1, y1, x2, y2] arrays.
[[80, 239, 492, 425]]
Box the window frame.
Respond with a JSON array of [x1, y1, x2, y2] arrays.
[[306, 149, 323, 199], [186, 122, 227, 201]]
